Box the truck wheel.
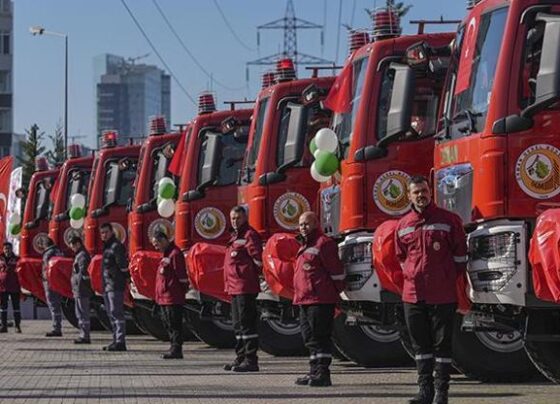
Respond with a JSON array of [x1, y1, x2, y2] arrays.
[[184, 309, 235, 348], [524, 310, 560, 383], [332, 313, 412, 367], [61, 298, 79, 329], [132, 304, 169, 341], [258, 319, 306, 356], [453, 314, 537, 382]]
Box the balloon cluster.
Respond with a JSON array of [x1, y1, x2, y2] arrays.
[[309, 128, 339, 182], [157, 177, 176, 218], [8, 212, 21, 236], [69, 194, 86, 229]]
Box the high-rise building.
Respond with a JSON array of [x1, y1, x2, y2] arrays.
[[0, 0, 13, 158], [95, 54, 171, 146]]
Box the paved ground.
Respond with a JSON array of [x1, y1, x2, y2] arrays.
[[0, 321, 558, 403]]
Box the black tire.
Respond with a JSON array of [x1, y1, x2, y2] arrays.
[[332, 313, 413, 367], [61, 298, 79, 329], [258, 319, 306, 356], [133, 304, 169, 341], [184, 309, 235, 348], [452, 314, 537, 382], [524, 310, 560, 383]]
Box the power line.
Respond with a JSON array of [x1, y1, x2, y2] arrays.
[[151, 0, 245, 92], [212, 0, 255, 52], [350, 0, 357, 27], [335, 0, 343, 64], [119, 0, 196, 105]]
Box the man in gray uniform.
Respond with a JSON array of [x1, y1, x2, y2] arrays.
[[100, 223, 129, 351], [69, 236, 93, 344], [42, 238, 64, 337]]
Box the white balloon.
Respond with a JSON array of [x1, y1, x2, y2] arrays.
[[310, 162, 330, 183], [157, 199, 175, 218], [70, 193, 86, 208], [70, 218, 84, 229], [9, 213, 20, 225], [313, 149, 321, 159], [314, 128, 338, 153]]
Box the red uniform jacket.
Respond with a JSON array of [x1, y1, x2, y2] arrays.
[[223, 224, 263, 295], [0, 253, 20, 293], [155, 243, 188, 306], [395, 203, 467, 304], [293, 231, 345, 305]]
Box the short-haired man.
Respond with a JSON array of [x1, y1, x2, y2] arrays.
[[42, 238, 64, 337], [293, 211, 345, 387], [395, 176, 467, 404], [100, 222, 129, 351], [69, 236, 93, 344], [0, 242, 21, 333], [151, 231, 188, 359], [223, 206, 263, 372]]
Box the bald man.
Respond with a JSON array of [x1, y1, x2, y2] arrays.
[[293, 211, 345, 387]]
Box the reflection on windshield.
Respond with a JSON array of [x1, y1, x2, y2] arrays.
[[103, 160, 137, 207], [242, 98, 269, 184], [66, 170, 91, 210], [332, 56, 369, 156]]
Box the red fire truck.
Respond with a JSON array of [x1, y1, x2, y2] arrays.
[[17, 158, 59, 304], [83, 131, 143, 334], [173, 94, 252, 348], [429, 0, 560, 382]]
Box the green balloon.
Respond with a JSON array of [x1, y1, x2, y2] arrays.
[[70, 206, 85, 221], [309, 137, 318, 155], [159, 182, 176, 200], [9, 223, 21, 236], [314, 150, 339, 176]]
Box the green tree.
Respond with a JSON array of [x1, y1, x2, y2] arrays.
[[18, 124, 46, 189], [46, 121, 65, 167]]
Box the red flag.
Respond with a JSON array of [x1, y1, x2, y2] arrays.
[[323, 62, 354, 113], [455, 15, 479, 94], [0, 156, 13, 245], [50, 175, 61, 203], [168, 131, 186, 176]]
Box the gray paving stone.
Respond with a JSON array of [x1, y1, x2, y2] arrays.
[[0, 321, 558, 403]]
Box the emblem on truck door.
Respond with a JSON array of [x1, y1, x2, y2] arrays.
[[515, 144, 560, 199], [194, 207, 226, 239], [273, 192, 311, 230], [373, 170, 411, 216]]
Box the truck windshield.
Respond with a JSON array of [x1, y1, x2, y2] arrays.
[[332, 56, 368, 158], [377, 68, 443, 141], [198, 126, 248, 187], [103, 158, 137, 206], [34, 177, 54, 221], [65, 169, 91, 210], [242, 98, 269, 184], [150, 145, 174, 200], [443, 7, 508, 137]]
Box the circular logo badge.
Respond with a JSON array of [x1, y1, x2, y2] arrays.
[[515, 144, 560, 199], [373, 171, 411, 216], [194, 207, 226, 240], [148, 218, 175, 241], [32, 232, 50, 254], [111, 222, 127, 243], [273, 192, 311, 230], [433, 241, 441, 251], [63, 227, 83, 248]]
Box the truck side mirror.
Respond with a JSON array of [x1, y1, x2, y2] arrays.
[[378, 63, 415, 148], [277, 102, 307, 173], [54, 212, 69, 222], [523, 13, 560, 118], [91, 206, 109, 218], [198, 134, 221, 190], [182, 189, 204, 202]]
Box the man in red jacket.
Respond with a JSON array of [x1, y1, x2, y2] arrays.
[[0, 242, 21, 333], [395, 176, 467, 404], [152, 231, 189, 359], [293, 211, 345, 387], [223, 206, 263, 372]]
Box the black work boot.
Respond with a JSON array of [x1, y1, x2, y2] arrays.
[[409, 357, 435, 404], [45, 330, 62, 337], [224, 357, 243, 371], [295, 373, 311, 385], [308, 370, 332, 387], [162, 345, 183, 359], [434, 360, 452, 404], [0, 325, 7, 333], [232, 358, 259, 372], [108, 342, 127, 352]]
